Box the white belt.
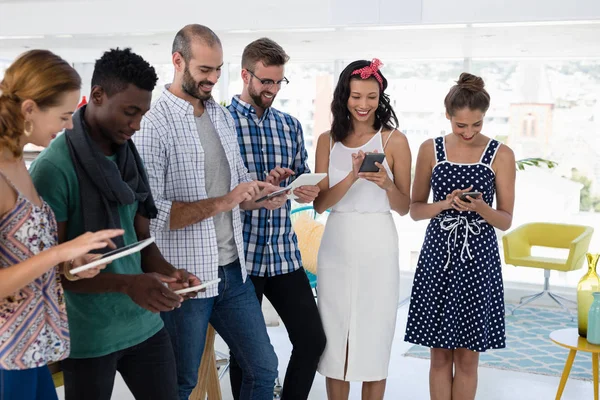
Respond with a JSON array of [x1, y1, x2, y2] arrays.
[[438, 215, 487, 272]]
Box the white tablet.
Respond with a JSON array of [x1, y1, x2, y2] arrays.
[[174, 278, 221, 295], [256, 173, 327, 203], [69, 237, 155, 275], [287, 173, 327, 200]]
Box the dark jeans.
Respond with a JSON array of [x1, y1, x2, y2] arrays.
[[61, 327, 177, 400], [0, 366, 57, 400], [161, 260, 278, 400], [230, 268, 326, 400]]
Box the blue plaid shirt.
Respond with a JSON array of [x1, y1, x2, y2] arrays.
[[228, 95, 309, 277]]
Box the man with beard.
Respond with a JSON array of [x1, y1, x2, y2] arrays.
[[134, 25, 284, 400], [227, 38, 326, 400]]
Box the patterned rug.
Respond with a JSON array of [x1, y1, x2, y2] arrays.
[[404, 305, 593, 381]]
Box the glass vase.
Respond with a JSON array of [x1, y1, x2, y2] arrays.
[[578, 253, 600, 337], [588, 292, 600, 344]]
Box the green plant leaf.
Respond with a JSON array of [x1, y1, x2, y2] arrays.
[[515, 158, 557, 170]]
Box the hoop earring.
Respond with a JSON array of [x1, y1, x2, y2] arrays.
[[24, 120, 33, 137]]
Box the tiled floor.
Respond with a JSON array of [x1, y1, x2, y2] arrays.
[[57, 304, 594, 399]]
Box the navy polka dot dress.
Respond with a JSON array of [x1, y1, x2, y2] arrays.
[[404, 136, 506, 352]]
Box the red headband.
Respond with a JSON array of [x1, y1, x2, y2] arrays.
[[351, 58, 384, 89]]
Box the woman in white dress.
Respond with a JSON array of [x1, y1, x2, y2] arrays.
[[313, 59, 412, 400]]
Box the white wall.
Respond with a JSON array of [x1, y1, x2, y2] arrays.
[[1, 0, 599, 37]]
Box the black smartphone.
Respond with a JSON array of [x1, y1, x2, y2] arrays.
[[358, 153, 386, 173], [459, 191, 482, 203]]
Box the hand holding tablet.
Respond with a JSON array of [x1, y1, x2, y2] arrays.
[[174, 278, 221, 295], [69, 237, 155, 275], [255, 173, 327, 203]]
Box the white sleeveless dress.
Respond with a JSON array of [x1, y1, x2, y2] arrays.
[[317, 129, 400, 381]]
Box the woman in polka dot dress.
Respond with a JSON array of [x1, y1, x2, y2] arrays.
[[404, 72, 516, 400]]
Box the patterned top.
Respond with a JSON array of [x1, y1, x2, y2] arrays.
[[431, 136, 500, 270], [134, 87, 253, 298], [0, 180, 69, 370], [228, 95, 309, 277]]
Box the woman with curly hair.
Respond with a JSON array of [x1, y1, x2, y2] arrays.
[[313, 59, 412, 400]]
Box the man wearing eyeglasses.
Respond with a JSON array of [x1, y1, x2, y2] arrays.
[[228, 38, 326, 400]]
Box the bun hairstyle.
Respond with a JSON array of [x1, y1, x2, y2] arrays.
[[444, 72, 490, 116], [0, 50, 81, 158]]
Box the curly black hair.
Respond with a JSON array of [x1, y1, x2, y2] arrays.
[[330, 60, 398, 143], [91, 48, 158, 96]]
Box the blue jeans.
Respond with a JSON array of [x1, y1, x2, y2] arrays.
[[161, 260, 278, 400], [0, 366, 58, 400]]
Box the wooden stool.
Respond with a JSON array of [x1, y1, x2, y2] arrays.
[[190, 324, 222, 400], [49, 362, 64, 388]]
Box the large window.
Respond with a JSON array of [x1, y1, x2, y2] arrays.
[[471, 59, 600, 287], [382, 60, 465, 162]]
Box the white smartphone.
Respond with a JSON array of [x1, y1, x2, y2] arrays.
[[174, 278, 221, 295], [69, 237, 155, 275]]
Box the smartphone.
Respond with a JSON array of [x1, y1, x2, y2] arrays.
[[358, 153, 386, 173], [459, 191, 482, 202], [255, 188, 289, 203], [174, 278, 221, 295]]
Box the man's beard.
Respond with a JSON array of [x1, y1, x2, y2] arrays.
[[248, 83, 275, 109], [182, 67, 212, 101]]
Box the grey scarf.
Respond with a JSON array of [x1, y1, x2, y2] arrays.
[[65, 106, 157, 249]]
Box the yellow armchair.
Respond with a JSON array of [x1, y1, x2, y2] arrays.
[[290, 206, 329, 296], [502, 222, 594, 318]]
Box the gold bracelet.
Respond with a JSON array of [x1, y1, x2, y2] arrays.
[[62, 260, 80, 281]]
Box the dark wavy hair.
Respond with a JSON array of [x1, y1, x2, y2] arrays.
[[330, 60, 398, 143]]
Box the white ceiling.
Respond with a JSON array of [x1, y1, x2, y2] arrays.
[[0, 0, 101, 2], [0, 0, 599, 64], [0, 0, 73, 2], [1, 23, 600, 64]]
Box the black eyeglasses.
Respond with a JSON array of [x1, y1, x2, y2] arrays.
[[246, 69, 289, 88]]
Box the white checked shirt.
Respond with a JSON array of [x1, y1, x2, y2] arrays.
[[134, 86, 252, 298]]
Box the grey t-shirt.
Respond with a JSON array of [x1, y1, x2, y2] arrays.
[[195, 112, 238, 265]]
